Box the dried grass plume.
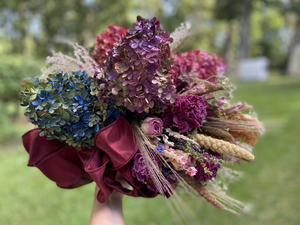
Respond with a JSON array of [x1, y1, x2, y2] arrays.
[[170, 22, 191, 52], [41, 43, 99, 79]]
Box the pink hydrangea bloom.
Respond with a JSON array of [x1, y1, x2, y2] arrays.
[[171, 50, 225, 91], [92, 25, 128, 67]]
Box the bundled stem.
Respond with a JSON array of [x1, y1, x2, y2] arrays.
[[181, 173, 225, 210]]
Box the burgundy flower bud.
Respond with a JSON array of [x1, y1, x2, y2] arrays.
[[140, 117, 163, 135]]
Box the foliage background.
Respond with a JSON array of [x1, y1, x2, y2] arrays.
[[1, 0, 300, 224]]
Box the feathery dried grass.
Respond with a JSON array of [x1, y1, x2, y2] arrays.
[[181, 79, 224, 96], [165, 128, 198, 145], [41, 43, 100, 79], [170, 22, 191, 52], [204, 114, 264, 146]]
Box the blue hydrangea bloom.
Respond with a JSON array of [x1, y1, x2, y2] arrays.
[[20, 70, 120, 149]]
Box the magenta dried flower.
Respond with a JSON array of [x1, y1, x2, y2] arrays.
[[161, 95, 207, 133], [97, 16, 176, 113]]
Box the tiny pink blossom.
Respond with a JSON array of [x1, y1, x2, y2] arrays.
[[162, 148, 188, 170], [186, 167, 197, 176], [179, 155, 187, 166], [163, 143, 170, 149], [186, 154, 196, 167], [141, 117, 163, 135]]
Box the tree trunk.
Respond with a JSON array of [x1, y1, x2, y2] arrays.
[[223, 20, 234, 64], [223, 20, 239, 80], [238, 0, 253, 60], [287, 16, 300, 76]]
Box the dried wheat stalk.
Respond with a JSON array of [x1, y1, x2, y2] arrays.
[[199, 126, 235, 142], [194, 134, 254, 160]]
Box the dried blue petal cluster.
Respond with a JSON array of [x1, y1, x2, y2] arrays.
[[20, 70, 120, 149], [156, 142, 165, 153]]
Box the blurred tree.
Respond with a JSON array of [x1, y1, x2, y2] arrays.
[[0, 0, 137, 57], [0, 0, 294, 71], [279, 0, 300, 73], [0, 0, 42, 54], [238, 0, 253, 60], [263, 0, 300, 51], [256, 0, 300, 69], [213, 0, 290, 69], [250, 2, 287, 68], [213, 0, 253, 61], [0, 54, 42, 119], [213, 0, 242, 63]]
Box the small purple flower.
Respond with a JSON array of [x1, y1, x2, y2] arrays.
[[131, 152, 151, 183], [131, 151, 176, 193], [156, 142, 164, 153], [196, 153, 221, 182]]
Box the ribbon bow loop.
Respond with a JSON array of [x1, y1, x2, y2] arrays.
[[22, 116, 157, 203]]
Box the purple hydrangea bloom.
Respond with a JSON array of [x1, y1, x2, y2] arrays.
[[98, 16, 176, 113], [161, 95, 207, 133], [196, 153, 221, 182]]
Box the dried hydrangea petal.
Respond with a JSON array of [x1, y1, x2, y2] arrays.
[[96, 16, 176, 113]]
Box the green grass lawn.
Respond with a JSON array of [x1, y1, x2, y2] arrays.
[[1, 74, 300, 225]]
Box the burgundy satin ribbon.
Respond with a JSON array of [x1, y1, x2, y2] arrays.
[[22, 117, 157, 203]]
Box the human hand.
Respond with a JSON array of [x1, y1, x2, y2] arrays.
[[89, 172, 128, 225]]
